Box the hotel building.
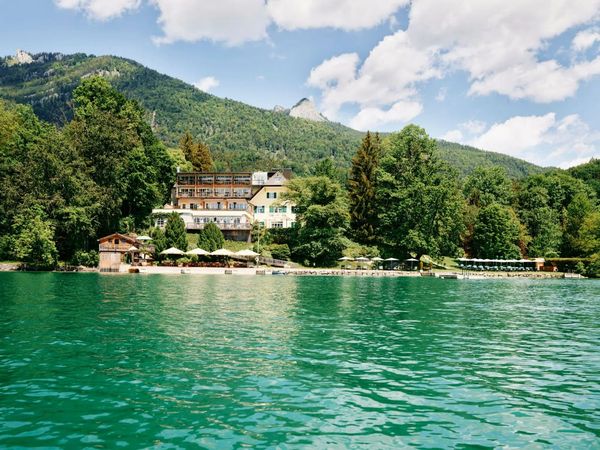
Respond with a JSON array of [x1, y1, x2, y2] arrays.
[[152, 170, 296, 241]]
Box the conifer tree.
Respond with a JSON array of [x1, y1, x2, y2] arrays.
[[196, 141, 215, 172], [164, 212, 188, 251], [178, 132, 215, 171], [348, 131, 381, 244], [198, 222, 225, 251]]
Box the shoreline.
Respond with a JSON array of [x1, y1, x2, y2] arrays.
[[119, 265, 583, 279], [1, 263, 586, 279]]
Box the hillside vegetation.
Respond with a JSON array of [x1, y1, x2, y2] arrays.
[[0, 51, 543, 178]]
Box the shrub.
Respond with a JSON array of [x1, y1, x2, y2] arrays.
[[71, 250, 99, 267], [267, 243, 291, 261]]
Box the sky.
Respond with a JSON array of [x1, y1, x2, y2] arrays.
[[1, 0, 599, 168]]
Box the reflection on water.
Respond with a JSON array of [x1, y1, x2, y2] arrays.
[[0, 273, 599, 448]]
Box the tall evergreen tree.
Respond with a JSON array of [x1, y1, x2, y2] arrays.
[[196, 141, 215, 172], [348, 131, 381, 244], [164, 212, 188, 251], [179, 132, 214, 172], [198, 222, 225, 251]]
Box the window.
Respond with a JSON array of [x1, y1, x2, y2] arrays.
[[156, 218, 165, 227], [114, 239, 120, 244], [266, 192, 277, 199], [199, 175, 214, 185], [233, 175, 251, 185], [271, 222, 284, 228], [269, 206, 287, 213]]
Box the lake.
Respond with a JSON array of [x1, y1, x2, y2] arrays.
[[1, 273, 599, 448]]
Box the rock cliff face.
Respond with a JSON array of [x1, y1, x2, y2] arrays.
[[288, 98, 327, 122], [15, 50, 33, 65]]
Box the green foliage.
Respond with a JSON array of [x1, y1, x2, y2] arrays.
[[284, 176, 349, 266], [472, 203, 522, 259], [348, 131, 381, 244], [577, 211, 600, 256], [437, 140, 545, 179], [164, 212, 188, 251], [569, 158, 600, 199], [340, 238, 380, 259], [197, 222, 225, 252], [0, 52, 544, 178], [71, 250, 99, 267], [12, 207, 58, 268], [265, 243, 291, 261], [179, 131, 214, 171], [150, 227, 168, 255], [376, 125, 464, 258], [464, 166, 513, 207]]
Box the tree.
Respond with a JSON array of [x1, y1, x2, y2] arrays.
[[164, 212, 188, 250], [312, 158, 337, 179], [12, 207, 58, 268], [472, 203, 522, 259], [150, 226, 168, 255], [179, 131, 214, 171], [68, 76, 175, 232], [577, 211, 600, 256], [198, 222, 225, 252], [284, 176, 349, 266], [376, 125, 464, 258], [464, 166, 513, 208], [348, 131, 381, 244]]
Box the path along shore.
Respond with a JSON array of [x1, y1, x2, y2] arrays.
[[125, 265, 580, 279], [1, 262, 583, 279]]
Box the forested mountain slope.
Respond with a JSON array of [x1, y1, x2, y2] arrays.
[[0, 51, 544, 177]]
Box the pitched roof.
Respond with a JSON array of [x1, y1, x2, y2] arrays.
[[97, 233, 138, 244]]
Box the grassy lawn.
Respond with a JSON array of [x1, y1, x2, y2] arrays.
[[187, 234, 253, 252]]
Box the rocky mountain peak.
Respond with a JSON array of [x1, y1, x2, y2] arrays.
[[15, 50, 33, 65], [288, 98, 327, 122]]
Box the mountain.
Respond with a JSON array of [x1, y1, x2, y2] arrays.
[[0, 51, 544, 178], [288, 98, 327, 122], [569, 158, 600, 199]]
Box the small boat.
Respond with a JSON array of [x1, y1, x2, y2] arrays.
[[272, 270, 287, 275], [181, 268, 191, 274]]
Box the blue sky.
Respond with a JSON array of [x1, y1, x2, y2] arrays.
[[1, 0, 599, 168]]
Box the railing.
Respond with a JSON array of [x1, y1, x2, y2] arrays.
[[99, 243, 133, 252], [186, 223, 252, 231], [258, 256, 289, 268], [99, 243, 155, 253]]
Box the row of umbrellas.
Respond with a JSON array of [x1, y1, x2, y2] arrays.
[[159, 247, 259, 258], [338, 257, 419, 262]]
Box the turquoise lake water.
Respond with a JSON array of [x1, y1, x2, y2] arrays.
[[0, 273, 599, 448]]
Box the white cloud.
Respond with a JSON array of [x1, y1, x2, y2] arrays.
[[267, 0, 408, 31], [308, 31, 439, 123], [349, 101, 423, 131], [572, 27, 600, 51], [57, 0, 410, 44], [468, 113, 600, 168], [55, 0, 140, 20], [441, 129, 463, 142], [471, 114, 557, 155], [150, 0, 270, 46], [309, 0, 600, 128], [461, 120, 487, 135], [194, 76, 220, 92]]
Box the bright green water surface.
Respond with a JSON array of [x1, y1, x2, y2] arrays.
[[1, 273, 599, 449]]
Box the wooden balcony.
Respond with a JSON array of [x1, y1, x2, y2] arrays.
[[186, 222, 252, 231]]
